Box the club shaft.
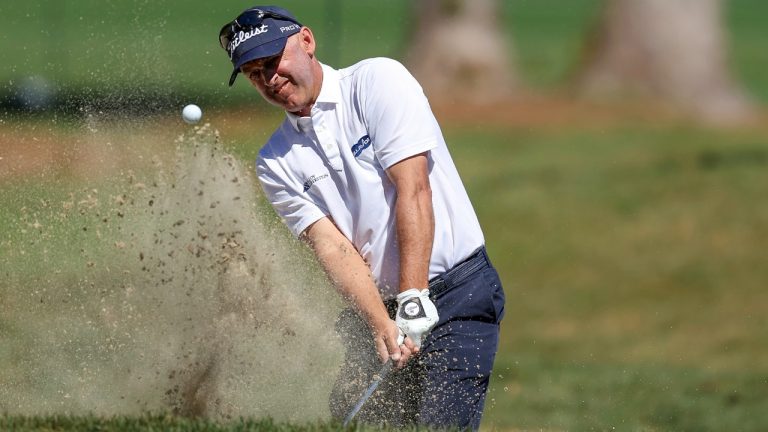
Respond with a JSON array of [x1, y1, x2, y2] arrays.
[[342, 360, 393, 427]]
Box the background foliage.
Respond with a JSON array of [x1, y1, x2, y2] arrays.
[[2, 0, 766, 107]]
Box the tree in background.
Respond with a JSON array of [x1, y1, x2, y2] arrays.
[[576, 0, 754, 123], [405, 0, 517, 104]]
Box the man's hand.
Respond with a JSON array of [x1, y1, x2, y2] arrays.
[[396, 288, 439, 348], [372, 318, 415, 369]]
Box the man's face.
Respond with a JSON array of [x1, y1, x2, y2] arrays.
[[240, 28, 320, 116]]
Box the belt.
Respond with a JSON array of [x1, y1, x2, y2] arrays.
[[428, 246, 490, 297]]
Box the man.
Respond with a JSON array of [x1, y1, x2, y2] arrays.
[[218, 5, 505, 430]]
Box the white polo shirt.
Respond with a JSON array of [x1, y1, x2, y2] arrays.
[[256, 58, 484, 299]]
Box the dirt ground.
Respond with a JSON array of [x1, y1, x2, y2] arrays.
[[0, 116, 180, 182]]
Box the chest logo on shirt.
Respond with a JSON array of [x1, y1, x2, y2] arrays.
[[351, 135, 372, 157], [303, 173, 330, 192]]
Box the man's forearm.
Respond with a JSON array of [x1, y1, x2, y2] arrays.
[[301, 217, 390, 331], [387, 153, 435, 292], [395, 181, 434, 291]]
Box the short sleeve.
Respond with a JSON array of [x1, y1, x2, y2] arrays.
[[256, 154, 327, 237], [360, 59, 439, 170]]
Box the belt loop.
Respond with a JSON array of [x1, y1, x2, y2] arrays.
[[428, 278, 446, 296], [478, 245, 488, 262]]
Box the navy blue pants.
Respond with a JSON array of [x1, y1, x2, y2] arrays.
[[330, 247, 506, 430]]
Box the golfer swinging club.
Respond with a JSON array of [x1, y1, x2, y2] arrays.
[[219, 5, 505, 429]]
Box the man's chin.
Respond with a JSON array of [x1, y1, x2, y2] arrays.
[[267, 95, 309, 116], [286, 104, 311, 116], [266, 99, 295, 112]]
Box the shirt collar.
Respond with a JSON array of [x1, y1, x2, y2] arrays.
[[286, 63, 340, 132]]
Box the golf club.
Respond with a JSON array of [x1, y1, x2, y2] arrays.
[[342, 359, 393, 428]]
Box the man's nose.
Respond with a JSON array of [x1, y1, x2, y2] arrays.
[[264, 63, 281, 85]]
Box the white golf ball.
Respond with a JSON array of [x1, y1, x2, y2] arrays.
[[182, 104, 202, 124]]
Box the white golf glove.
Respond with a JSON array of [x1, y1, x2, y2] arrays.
[[395, 288, 439, 348]]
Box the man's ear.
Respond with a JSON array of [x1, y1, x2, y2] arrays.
[[298, 26, 316, 57]]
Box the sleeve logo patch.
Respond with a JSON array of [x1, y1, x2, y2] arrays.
[[351, 135, 372, 157]]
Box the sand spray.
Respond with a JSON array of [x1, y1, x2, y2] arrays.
[[0, 122, 344, 421]]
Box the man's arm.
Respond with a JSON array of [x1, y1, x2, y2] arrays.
[[300, 217, 415, 367], [386, 153, 435, 292]]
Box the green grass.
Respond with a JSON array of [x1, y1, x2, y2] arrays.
[[0, 414, 420, 431], [0, 0, 411, 106], [727, 0, 768, 102], [444, 124, 768, 430], [503, 0, 603, 89], [487, 355, 768, 431], [2, 0, 767, 105]]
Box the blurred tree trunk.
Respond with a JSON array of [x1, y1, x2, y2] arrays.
[[405, 0, 517, 105], [577, 0, 754, 123]]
